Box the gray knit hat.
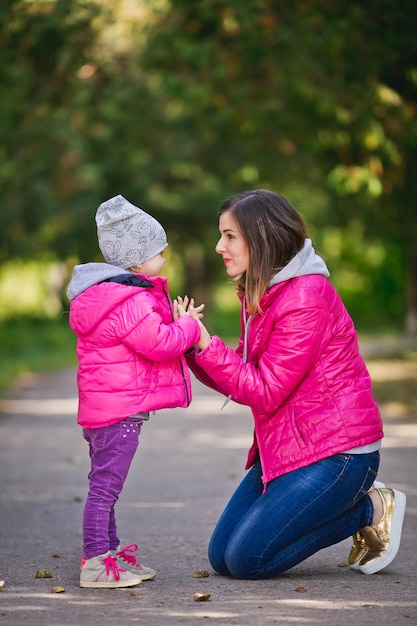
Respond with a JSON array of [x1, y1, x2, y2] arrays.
[[96, 194, 168, 268]]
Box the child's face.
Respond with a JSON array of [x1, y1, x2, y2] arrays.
[[138, 252, 166, 277]]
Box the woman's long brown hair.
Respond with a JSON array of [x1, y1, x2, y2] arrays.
[[219, 189, 308, 315]]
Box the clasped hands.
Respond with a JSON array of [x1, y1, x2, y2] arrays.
[[173, 295, 211, 350]]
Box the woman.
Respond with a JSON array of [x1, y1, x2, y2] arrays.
[[177, 189, 406, 579]]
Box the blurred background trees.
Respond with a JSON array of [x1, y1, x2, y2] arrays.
[[1, 0, 416, 336]]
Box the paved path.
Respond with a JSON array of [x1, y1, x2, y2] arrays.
[[0, 366, 416, 625]]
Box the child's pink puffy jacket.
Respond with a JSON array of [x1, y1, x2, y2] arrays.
[[187, 274, 384, 490], [69, 274, 200, 429]]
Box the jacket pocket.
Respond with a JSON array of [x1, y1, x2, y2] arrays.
[[288, 408, 307, 450]]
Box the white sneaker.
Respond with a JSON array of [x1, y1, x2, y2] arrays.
[[113, 543, 156, 580], [80, 551, 142, 588]]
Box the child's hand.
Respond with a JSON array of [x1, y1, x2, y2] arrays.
[[173, 295, 188, 320], [172, 298, 180, 321], [175, 296, 205, 319], [175, 296, 211, 350]]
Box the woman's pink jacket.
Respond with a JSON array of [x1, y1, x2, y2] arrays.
[[187, 274, 383, 490], [69, 275, 200, 429]]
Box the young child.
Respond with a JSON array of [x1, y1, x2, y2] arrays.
[[67, 194, 202, 588]]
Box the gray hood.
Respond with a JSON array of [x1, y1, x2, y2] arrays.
[[66, 262, 128, 301], [269, 238, 329, 287]]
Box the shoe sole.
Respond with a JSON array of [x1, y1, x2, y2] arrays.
[[139, 572, 156, 581], [349, 480, 386, 570], [360, 488, 407, 575], [80, 578, 142, 588]]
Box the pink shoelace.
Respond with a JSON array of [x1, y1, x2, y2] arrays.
[[103, 554, 125, 581], [116, 543, 141, 568]]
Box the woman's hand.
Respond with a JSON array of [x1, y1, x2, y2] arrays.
[[174, 296, 211, 350]]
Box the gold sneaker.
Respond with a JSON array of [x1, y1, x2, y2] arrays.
[[358, 487, 406, 575], [348, 480, 385, 570], [348, 530, 367, 570]]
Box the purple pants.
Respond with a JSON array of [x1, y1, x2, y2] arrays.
[[82, 417, 145, 559]]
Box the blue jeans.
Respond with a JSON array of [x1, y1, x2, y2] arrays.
[[208, 452, 379, 579], [82, 417, 144, 559]]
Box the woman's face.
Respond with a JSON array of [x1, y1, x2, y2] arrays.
[[215, 211, 249, 277]]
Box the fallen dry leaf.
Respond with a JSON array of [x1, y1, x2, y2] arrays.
[[337, 562, 349, 568], [192, 570, 210, 578], [0, 581, 5, 590], [194, 592, 211, 602], [35, 569, 53, 579], [129, 590, 138, 597], [51, 586, 65, 593], [295, 586, 307, 593]]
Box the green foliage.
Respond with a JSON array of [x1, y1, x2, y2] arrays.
[[138, 0, 416, 330], [0, 259, 67, 320], [320, 226, 405, 330], [0, 0, 416, 333], [0, 316, 77, 396], [0, 0, 103, 262]]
